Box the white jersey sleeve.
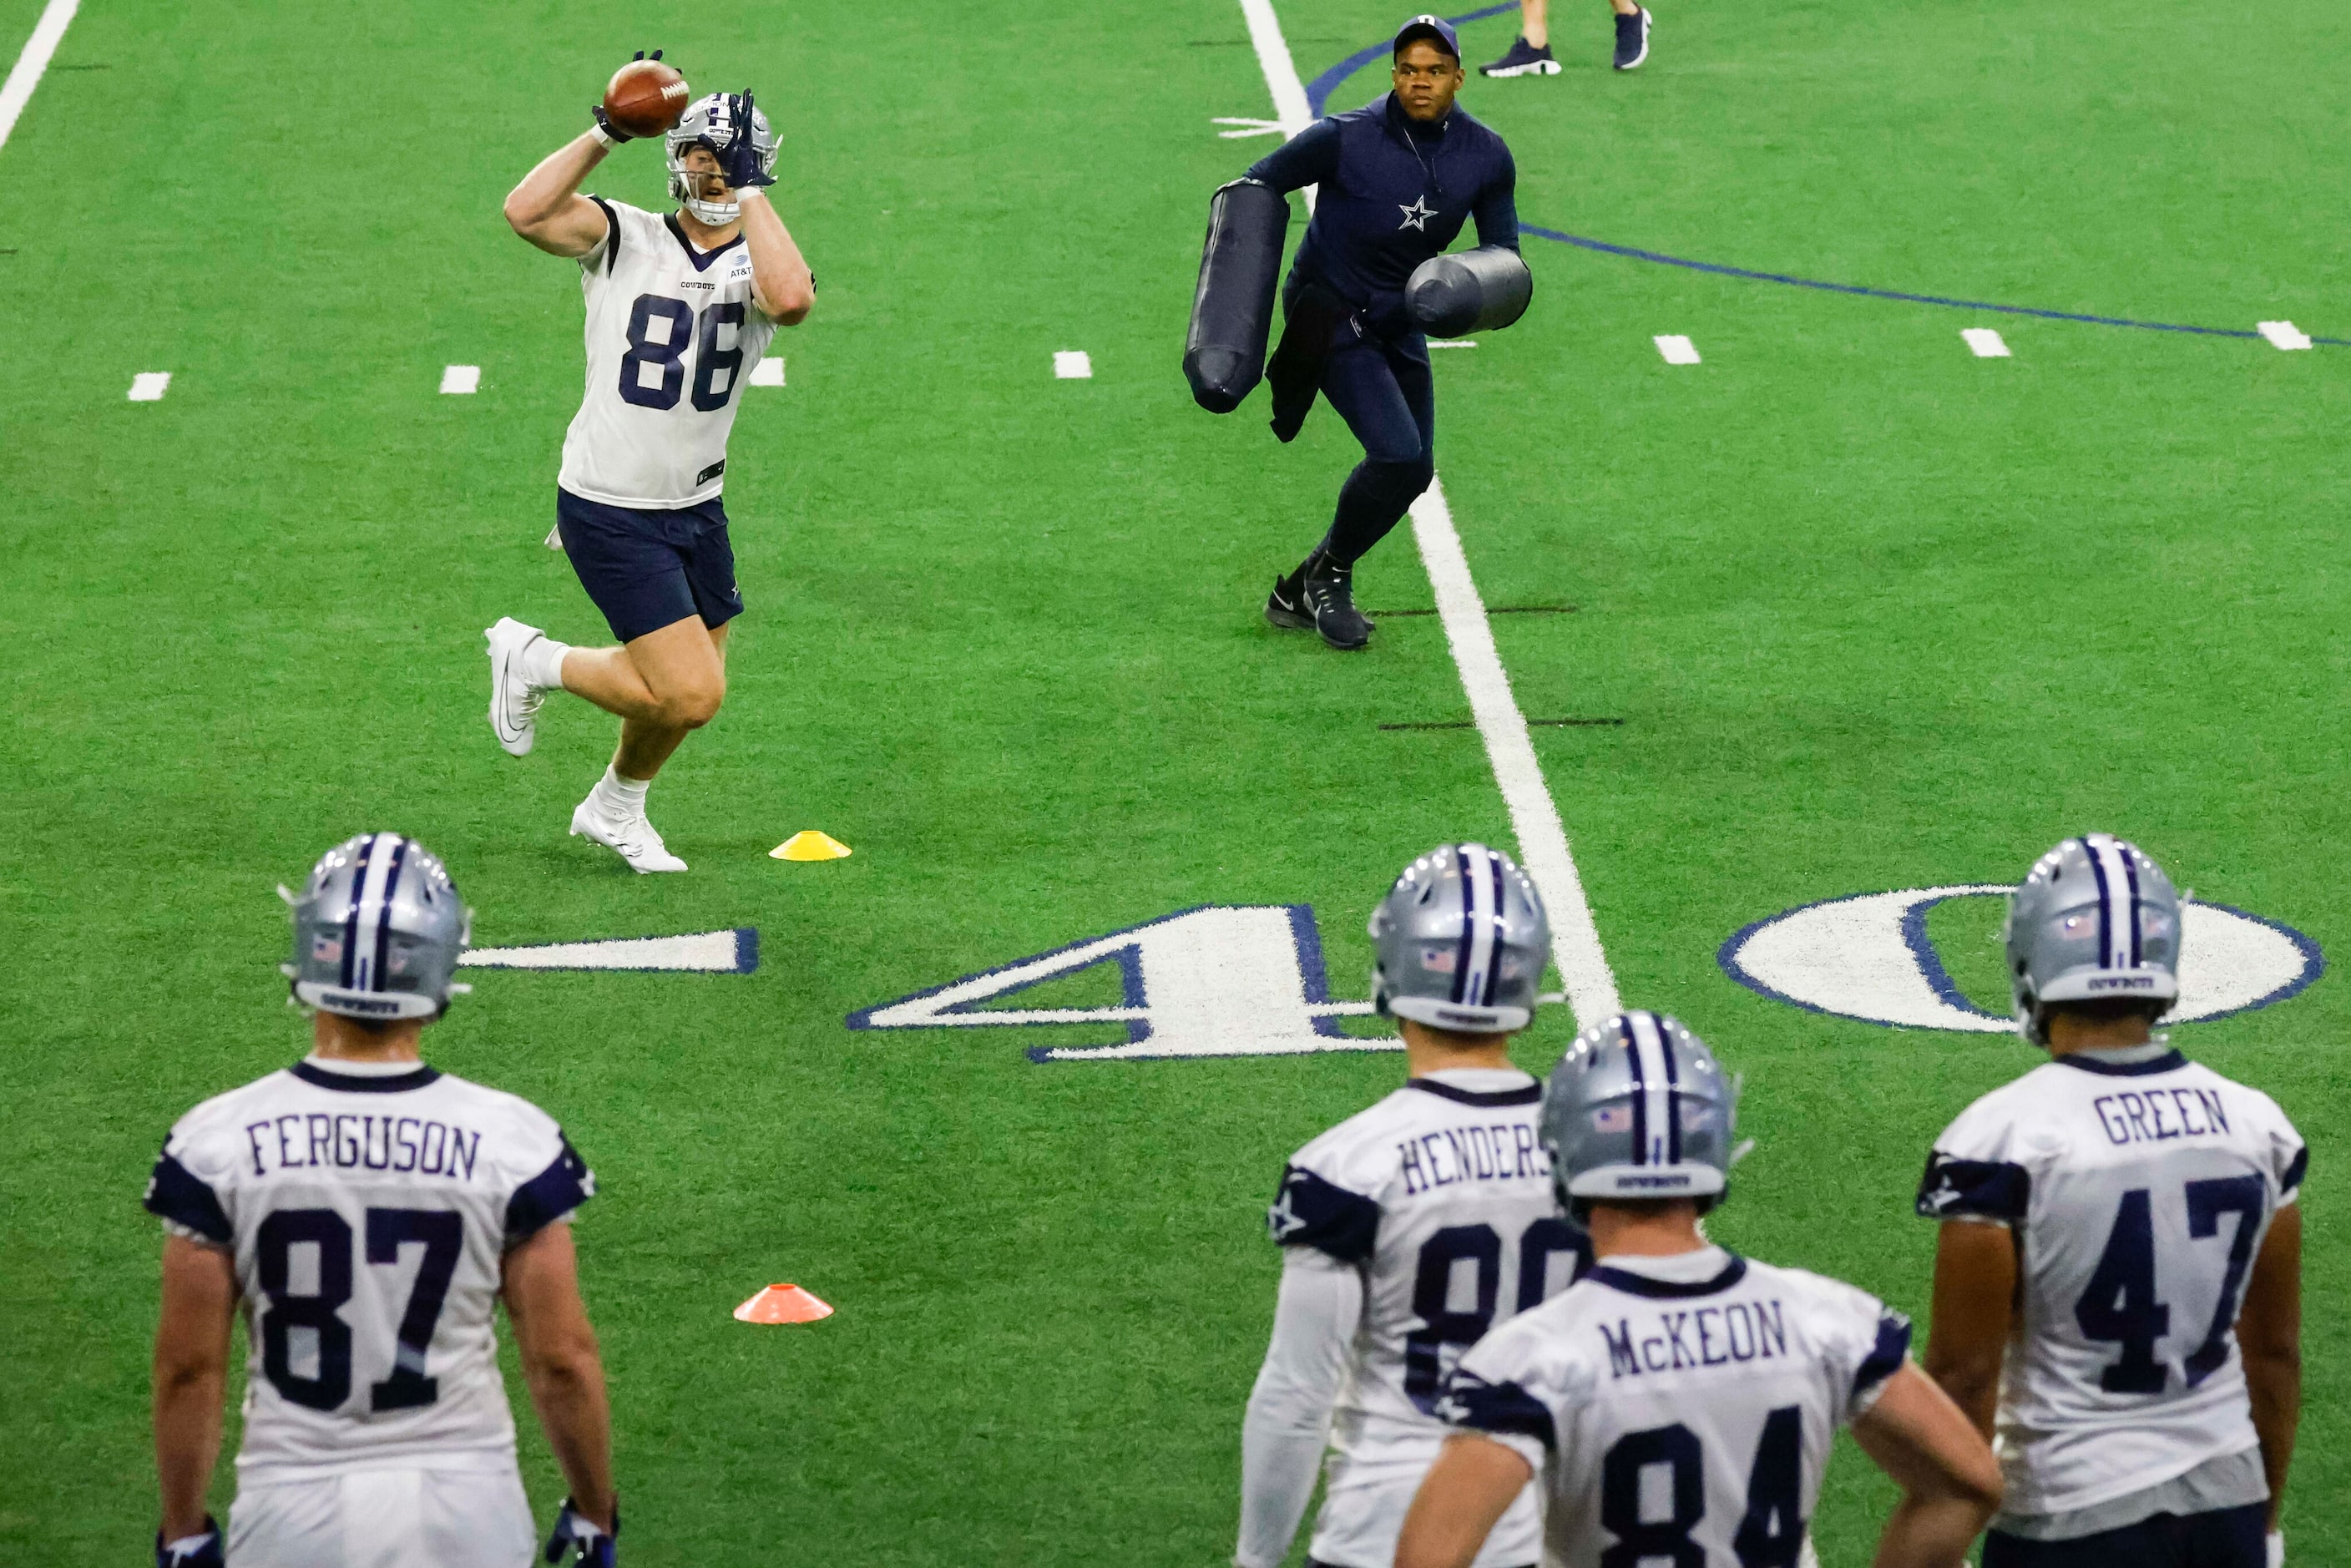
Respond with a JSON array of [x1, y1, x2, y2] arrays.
[[1440, 1253, 1910, 1568], [143, 1059, 595, 1476], [556, 199, 778, 508], [1914, 1050, 2307, 1517], [1256, 1071, 1590, 1568]]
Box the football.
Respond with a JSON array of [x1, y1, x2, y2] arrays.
[[602, 58, 689, 139]]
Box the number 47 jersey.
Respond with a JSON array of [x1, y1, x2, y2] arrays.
[[142, 1058, 594, 1474], [558, 198, 778, 510], [1914, 1049, 2307, 1519]]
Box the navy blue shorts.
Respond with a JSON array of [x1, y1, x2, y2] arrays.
[[555, 488, 744, 644], [1983, 1503, 2267, 1568]]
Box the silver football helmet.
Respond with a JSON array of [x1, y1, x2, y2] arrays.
[[2006, 832, 2182, 1044], [279, 834, 471, 1022], [666, 93, 777, 226], [1540, 1011, 1741, 1211], [1369, 842, 1550, 1034]]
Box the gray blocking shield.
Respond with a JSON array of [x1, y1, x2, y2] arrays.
[[1369, 843, 1550, 1033], [1404, 244, 1533, 338], [2006, 832, 2182, 1042], [281, 834, 471, 1022], [1540, 1011, 1739, 1208]]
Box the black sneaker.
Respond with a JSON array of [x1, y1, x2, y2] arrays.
[[1479, 35, 1561, 77], [1613, 7, 1652, 69], [1265, 568, 1315, 632], [1300, 554, 1373, 650]]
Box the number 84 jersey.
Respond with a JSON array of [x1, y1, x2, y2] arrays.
[[559, 198, 777, 509], [142, 1058, 594, 1474]]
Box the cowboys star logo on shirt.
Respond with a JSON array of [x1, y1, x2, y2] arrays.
[[1396, 196, 1436, 231], [1267, 1177, 1311, 1241]]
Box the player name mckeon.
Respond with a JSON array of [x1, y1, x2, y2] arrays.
[[1597, 1296, 1794, 1380], [1395, 1119, 1551, 1196], [240, 1111, 486, 1180]]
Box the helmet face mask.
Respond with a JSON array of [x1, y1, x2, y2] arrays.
[[281, 834, 471, 1023], [2005, 833, 2182, 1045], [665, 94, 778, 226], [1539, 1011, 1742, 1217], [1369, 842, 1551, 1034]]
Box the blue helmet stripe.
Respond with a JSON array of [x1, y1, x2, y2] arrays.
[[372, 837, 411, 994], [2120, 845, 2144, 966], [2081, 836, 2116, 969], [1657, 1019, 1684, 1165], [1618, 1014, 1647, 1165], [339, 833, 375, 988], [1451, 843, 1479, 1004], [1480, 849, 1508, 1005]]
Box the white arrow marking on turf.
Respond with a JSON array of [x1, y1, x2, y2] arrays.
[[1240, 5, 1622, 1028], [459, 928, 758, 973]]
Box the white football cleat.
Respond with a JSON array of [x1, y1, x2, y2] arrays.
[[570, 792, 688, 873], [484, 617, 549, 757]]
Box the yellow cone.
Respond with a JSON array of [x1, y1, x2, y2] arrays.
[[771, 831, 853, 862]]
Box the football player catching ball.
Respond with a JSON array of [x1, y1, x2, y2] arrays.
[[488, 62, 814, 873]]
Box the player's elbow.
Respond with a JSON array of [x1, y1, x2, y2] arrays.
[[503, 185, 552, 241]]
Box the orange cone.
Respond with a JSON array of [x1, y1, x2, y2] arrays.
[[733, 1283, 834, 1324]]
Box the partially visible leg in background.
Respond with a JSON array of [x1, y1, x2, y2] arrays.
[[1480, 0, 1563, 75]]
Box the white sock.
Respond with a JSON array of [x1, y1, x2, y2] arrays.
[[594, 765, 650, 814], [521, 634, 572, 691]]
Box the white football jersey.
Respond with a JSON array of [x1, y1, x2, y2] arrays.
[[1271, 1070, 1589, 1566], [1916, 1049, 2306, 1517], [557, 199, 776, 508], [143, 1056, 594, 1475], [1441, 1248, 1909, 1568]]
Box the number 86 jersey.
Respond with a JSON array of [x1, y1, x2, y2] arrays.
[[558, 198, 778, 510], [142, 1058, 594, 1474]]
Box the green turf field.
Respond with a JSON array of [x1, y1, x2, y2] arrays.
[[5, 0, 2347, 1559]]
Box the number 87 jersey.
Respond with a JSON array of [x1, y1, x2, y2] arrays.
[[1914, 1047, 2308, 1520], [558, 198, 778, 510], [142, 1058, 594, 1471]]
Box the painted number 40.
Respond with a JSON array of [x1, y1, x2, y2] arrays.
[[847, 906, 1380, 1063]]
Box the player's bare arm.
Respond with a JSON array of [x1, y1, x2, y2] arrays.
[[1921, 1217, 2016, 1439], [152, 1232, 236, 1545], [2239, 1201, 2301, 1533], [504, 133, 613, 258], [1849, 1362, 2005, 1568], [1393, 1434, 1531, 1568], [504, 1220, 619, 1533], [737, 189, 813, 324]]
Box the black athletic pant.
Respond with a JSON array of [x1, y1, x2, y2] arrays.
[[1316, 331, 1436, 567], [1982, 1503, 2268, 1568]]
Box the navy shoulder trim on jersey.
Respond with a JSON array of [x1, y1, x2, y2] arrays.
[[585, 195, 619, 274], [2053, 1049, 2189, 1078], [1853, 1309, 1913, 1397], [2283, 1145, 2309, 1196], [506, 1134, 595, 1243], [1914, 1151, 2030, 1221], [1405, 1077, 1541, 1108], [664, 212, 745, 272], [1267, 1164, 1381, 1262], [144, 1146, 232, 1244], [290, 1060, 442, 1095], [1585, 1255, 1748, 1299], [1436, 1370, 1555, 1449]]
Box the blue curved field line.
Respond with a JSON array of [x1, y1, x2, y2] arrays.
[[1303, 14, 2346, 346]]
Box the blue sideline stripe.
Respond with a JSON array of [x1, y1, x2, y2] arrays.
[[1301, 17, 2344, 346]]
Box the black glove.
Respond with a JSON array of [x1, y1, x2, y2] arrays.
[[590, 50, 665, 143], [716, 92, 776, 190], [544, 1497, 619, 1567], [155, 1519, 224, 1568]]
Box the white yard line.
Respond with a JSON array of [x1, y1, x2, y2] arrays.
[[439, 364, 481, 395], [1236, 0, 1622, 1025], [1054, 349, 1094, 379], [1412, 482, 1622, 1024], [1961, 327, 2010, 358], [0, 0, 78, 153], [2257, 320, 2313, 352], [1654, 333, 1702, 365]]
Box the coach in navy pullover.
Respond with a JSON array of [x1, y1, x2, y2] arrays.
[[1246, 16, 1519, 649]]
